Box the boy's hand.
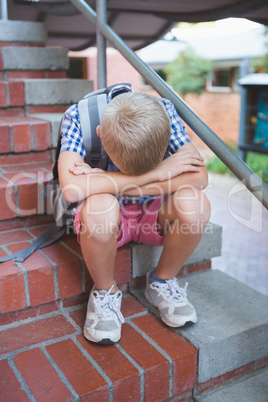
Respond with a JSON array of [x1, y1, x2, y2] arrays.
[[69, 161, 105, 175], [153, 150, 205, 182]]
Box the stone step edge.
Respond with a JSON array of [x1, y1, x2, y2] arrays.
[[195, 365, 268, 401], [0, 78, 93, 109], [1, 46, 69, 71], [129, 222, 222, 276], [131, 269, 268, 388], [23, 78, 94, 106], [0, 20, 47, 44]]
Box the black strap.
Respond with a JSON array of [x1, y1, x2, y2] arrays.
[[0, 224, 66, 263], [104, 83, 131, 94], [86, 96, 102, 167]]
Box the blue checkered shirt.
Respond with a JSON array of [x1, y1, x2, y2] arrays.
[[60, 86, 191, 205]]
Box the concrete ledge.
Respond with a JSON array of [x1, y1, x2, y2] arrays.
[[196, 367, 268, 401], [0, 20, 46, 44], [130, 222, 222, 278], [179, 270, 268, 383], [23, 79, 94, 105], [2, 47, 69, 71], [131, 270, 268, 385]]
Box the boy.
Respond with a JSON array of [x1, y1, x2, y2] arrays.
[[58, 84, 210, 344]]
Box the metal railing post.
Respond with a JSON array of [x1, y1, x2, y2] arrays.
[[96, 0, 107, 89], [70, 0, 268, 209], [238, 59, 249, 161], [0, 0, 8, 20]]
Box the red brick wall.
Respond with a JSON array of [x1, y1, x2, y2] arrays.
[[143, 89, 241, 150], [85, 48, 142, 91], [183, 92, 240, 149]]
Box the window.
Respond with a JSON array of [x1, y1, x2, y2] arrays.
[[212, 70, 230, 87], [68, 58, 87, 79], [207, 68, 235, 92]]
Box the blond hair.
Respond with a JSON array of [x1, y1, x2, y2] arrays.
[[100, 92, 171, 175]]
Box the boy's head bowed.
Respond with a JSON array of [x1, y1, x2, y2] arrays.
[[100, 92, 171, 175]]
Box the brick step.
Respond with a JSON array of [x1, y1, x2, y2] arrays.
[[0, 115, 55, 155], [0, 20, 46, 46], [0, 292, 197, 401], [132, 270, 268, 398], [0, 113, 63, 155], [0, 162, 52, 221], [0, 270, 267, 401], [0, 222, 220, 315], [0, 78, 93, 111], [0, 226, 130, 315]]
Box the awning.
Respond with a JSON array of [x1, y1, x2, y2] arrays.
[[8, 0, 268, 51]]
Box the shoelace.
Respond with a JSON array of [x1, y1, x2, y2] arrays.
[[93, 284, 125, 324], [154, 278, 188, 303]]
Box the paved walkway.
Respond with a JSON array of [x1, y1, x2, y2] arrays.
[[206, 172, 268, 296]]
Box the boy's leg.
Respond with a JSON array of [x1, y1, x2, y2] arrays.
[[155, 187, 211, 278], [145, 187, 211, 327], [79, 194, 124, 344], [80, 193, 120, 291]]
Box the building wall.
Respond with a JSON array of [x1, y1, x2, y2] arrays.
[[183, 91, 240, 150], [143, 89, 241, 150], [81, 48, 142, 91]]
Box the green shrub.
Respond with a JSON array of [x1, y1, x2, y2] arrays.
[[206, 150, 268, 184], [164, 47, 212, 95]]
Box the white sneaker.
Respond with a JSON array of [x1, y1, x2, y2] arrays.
[[145, 274, 197, 327], [83, 284, 124, 344]]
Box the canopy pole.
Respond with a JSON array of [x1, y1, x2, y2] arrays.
[[96, 0, 107, 89]]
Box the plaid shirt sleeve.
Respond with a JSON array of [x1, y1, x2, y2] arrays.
[[161, 98, 191, 153], [60, 104, 86, 159]]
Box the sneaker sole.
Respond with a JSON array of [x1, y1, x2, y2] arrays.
[[160, 312, 197, 328], [145, 289, 197, 328], [83, 329, 121, 345]]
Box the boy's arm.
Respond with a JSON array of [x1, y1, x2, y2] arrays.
[[58, 151, 156, 203], [58, 144, 205, 202], [126, 167, 208, 196], [127, 143, 208, 196]]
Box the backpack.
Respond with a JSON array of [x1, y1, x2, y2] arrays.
[[0, 83, 132, 263]]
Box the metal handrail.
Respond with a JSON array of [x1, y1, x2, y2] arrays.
[[70, 0, 268, 210]]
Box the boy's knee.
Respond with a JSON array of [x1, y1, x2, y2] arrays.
[[172, 187, 211, 226], [80, 194, 120, 240], [82, 194, 119, 217]]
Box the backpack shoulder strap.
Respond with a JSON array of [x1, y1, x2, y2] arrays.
[[78, 83, 132, 167], [0, 223, 66, 263], [78, 92, 107, 167]]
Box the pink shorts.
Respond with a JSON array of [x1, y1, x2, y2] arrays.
[[74, 196, 166, 248]]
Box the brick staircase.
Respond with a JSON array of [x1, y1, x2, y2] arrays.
[[1, 20, 267, 401]]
